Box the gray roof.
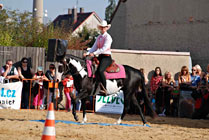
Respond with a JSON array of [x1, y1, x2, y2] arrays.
[[53, 12, 94, 31]]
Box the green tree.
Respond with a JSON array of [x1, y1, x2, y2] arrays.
[[0, 9, 70, 49], [0, 9, 99, 51], [69, 26, 99, 50], [105, 0, 118, 23]]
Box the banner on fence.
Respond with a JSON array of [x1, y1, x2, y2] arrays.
[[95, 90, 124, 114], [0, 82, 23, 109]]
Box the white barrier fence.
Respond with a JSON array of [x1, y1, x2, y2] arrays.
[[0, 82, 23, 109]]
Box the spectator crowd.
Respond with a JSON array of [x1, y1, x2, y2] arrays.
[[0, 58, 76, 111], [0, 57, 208, 119]]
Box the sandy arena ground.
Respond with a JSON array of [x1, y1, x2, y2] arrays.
[[0, 109, 208, 140]]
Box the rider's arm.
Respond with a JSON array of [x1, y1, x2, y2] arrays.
[[86, 37, 98, 55]]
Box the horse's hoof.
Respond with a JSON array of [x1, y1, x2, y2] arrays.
[[143, 123, 151, 127], [74, 115, 79, 121]]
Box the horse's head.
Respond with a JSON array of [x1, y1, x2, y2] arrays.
[[67, 58, 87, 78]]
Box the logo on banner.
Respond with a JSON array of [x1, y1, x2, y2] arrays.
[[97, 95, 124, 104], [0, 88, 16, 105], [95, 91, 124, 114]]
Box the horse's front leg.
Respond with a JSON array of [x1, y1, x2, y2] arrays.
[[75, 90, 89, 123], [71, 96, 79, 121], [81, 98, 87, 123]]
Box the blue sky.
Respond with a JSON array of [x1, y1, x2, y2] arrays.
[[0, 0, 109, 21]]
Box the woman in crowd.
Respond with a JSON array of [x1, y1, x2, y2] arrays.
[[190, 66, 200, 87], [162, 71, 176, 116], [32, 66, 48, 109], [195, 64, 205, 80], [178, 66, 191, 88], [18, 57, 34, 109], [150, 67, 163, 113]]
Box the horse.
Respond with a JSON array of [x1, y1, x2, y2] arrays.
[[63, 56, 157, 125]]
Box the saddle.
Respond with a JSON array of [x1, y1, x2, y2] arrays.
[[92, 57, 120, 73]]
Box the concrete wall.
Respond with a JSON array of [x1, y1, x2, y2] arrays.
[[109, 0, 209, 71], [111, 49, 191, 82]]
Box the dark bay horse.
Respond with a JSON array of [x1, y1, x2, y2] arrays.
[[65, 57, 156, 125]]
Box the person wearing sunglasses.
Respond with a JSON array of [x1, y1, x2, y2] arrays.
[[0, 59, 19, 83], [18, 57, 34, 109], [190, 66, 200, 87]]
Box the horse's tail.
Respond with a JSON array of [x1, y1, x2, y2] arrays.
[[141, 75, 157, 119]]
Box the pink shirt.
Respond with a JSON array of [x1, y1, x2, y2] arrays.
[[87, 32, 112, 55]]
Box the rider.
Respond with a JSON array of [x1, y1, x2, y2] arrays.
[[83, 20, 113, 94]]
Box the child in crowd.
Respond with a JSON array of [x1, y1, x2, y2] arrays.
[[62, 71, 74, 111], [32, 66, 48, 109]]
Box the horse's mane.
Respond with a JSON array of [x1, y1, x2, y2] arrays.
[[69, 58, 87, 78]]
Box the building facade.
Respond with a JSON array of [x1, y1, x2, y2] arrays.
[[53, 8, 102, 35], [109, 0, 209, 70]]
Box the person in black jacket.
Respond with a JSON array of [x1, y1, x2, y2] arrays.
[[18, 57, 34, 109]]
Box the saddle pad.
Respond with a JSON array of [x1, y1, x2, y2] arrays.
[[86, 60, 126, 79]]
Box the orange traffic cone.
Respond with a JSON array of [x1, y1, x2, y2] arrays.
[[42, 103, 56, 140]]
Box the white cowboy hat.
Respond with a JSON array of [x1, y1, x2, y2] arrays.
[[97, 20, 111, 30]]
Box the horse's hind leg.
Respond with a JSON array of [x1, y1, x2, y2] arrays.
[[131, 94, 147, 125], [81, 98, 87, 123]]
